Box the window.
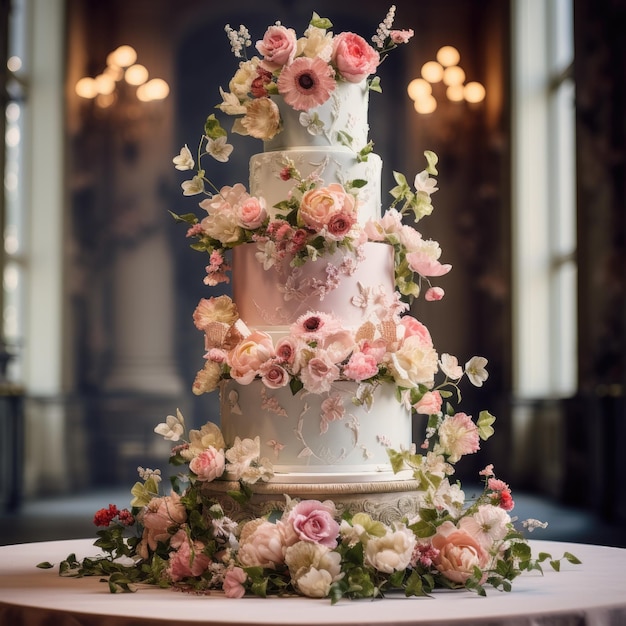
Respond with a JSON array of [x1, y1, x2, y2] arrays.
[[512, 0, 576, 398], [3, 0, 28, 382]]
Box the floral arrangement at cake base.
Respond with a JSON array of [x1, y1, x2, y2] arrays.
[[38, 6, 580, 601]]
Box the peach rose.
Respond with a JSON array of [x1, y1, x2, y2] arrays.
[[227, 330, 274, 384], [299, 184, 356, 231], [139, 492, 187, 555], [431, 520, 490, 584], [237, 519, 287, 569], [331, 32, 379, 83]]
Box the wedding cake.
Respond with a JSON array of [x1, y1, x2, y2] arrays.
[[52, 8, 578, 602]]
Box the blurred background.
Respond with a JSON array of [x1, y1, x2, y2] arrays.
[[1, 0, 624, 546]]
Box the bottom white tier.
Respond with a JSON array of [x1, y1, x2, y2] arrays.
[[219, 380, 412, 475]]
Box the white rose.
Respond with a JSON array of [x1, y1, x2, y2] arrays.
[[284, 541, 343, 598], [389, 335, 439, 388], [364, 523, 417, 574]]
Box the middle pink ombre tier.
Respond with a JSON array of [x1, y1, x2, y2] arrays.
[[231, 242, 396, 330]]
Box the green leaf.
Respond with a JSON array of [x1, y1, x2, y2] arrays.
[[564, 552, 582, 565], [36, 561, 54, 569], [204, 114, 227, 139], [368, 76, 382, 93], [168, 210, 198, 225], [477, 410, 496, 441], [310, 13, 332, 30], [424, 150, 439, 175]]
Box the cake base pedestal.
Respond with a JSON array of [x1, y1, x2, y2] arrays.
[[203, 479, 422, 523]]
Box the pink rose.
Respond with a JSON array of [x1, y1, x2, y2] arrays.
[[299, 184, 356, 231], [167, 538, 211, 582], [343, 351, 379, 381], [238, 519, 287, 569], [286, 500, 340, 549], [332, 32, 379, 83], [256, 24, 297, 67], [237, 196, 267, 229], [326, 211, 357, 240], [223, 567, 248, 598], [259, 361, 290, 389], [275, 336, 301, 368], [189, 446, 226, 482], [414, 390, 443, 415], [227, 330, 274, 384], [431, 521, 489, 584], [399, 315, 433, 344]]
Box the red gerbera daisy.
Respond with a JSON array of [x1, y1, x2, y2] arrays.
[[277, 56, 336, 111]]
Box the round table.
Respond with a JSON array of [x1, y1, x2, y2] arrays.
[[0, 539, 625, 625]]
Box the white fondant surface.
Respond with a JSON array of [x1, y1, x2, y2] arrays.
[[231, 241, 396, 328], [220, 380, 412, 477], [264, 81, 370, 152]]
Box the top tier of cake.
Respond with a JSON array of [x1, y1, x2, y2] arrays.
[[263, 81, 371, 152]]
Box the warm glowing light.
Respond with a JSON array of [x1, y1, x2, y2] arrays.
[[104, 65, 124, 81], [95, 92, 116, 108], [446, 84, 465, 102], [108, 45, 137, 69], [7, 56, 22, 72], [436, 46, 460, 67], [75, 77, 99, 99], [413, 95, 437, 114], [443, 65, 466, 87], [421, 61, 444, 83], [94, 73, 116, 95], [125, 64, 149, 85], [407, 78, 432, 101], [464, 81, 486, 103], [137, 78, 170, 102]]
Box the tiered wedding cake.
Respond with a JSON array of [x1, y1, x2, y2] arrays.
[[53, 9, 577, 602]]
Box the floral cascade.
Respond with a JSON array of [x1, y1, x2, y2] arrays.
[[40, 6, 580, 601]]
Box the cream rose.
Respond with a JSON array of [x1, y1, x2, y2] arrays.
[[363, 523, 417, 573], [388, 334, 438, 388], [431, 520, 490, 584], [284, 541, 343, 598], [229, 58, 260, 100], [237, 519, 287, 569]]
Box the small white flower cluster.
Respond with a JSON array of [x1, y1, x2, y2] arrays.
[[224, 24, 251, 58], [372, 4, 396, 49], [137, 466, 162, 484]]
